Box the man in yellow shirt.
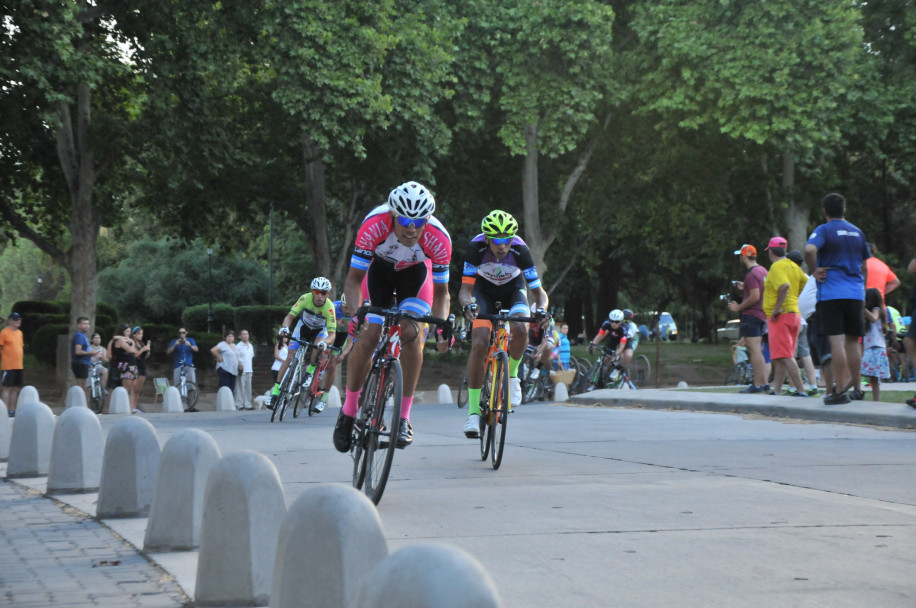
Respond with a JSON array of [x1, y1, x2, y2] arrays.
[[0, 312, 25, 417], [762, 238, 809, 396]]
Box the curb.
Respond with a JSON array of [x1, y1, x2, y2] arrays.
[[569, 388, 916, 430]]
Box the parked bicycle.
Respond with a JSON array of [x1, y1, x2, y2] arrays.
[[473, 308, 540, 469], [177, 362, 199, 412], [724, 361, 753, 386], [293, 344, 342, 418], [349, 305, 452, 504], [271, 336, 328, 423], [88, 361, 107, 413]]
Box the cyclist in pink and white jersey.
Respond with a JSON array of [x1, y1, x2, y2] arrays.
[[333, 181, 452, 452]]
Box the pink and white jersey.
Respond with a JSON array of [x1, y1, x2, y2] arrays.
[[350, 204, 452, 283]]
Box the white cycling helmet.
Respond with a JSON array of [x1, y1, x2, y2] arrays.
[[608, 309, 624, 322], [311, 276, 332, 292], [388, 181, 436, 219]]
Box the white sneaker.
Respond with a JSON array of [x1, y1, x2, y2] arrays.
[[510, 377, 522, 406], [463, 414, 480, 438]]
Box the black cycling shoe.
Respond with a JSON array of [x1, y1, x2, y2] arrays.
[[396, 418, 413, 449], [333, 413, 355, 453]]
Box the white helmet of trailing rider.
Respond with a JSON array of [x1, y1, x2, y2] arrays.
[[608, 309, 624, 322], [311, 276, 332, 292]]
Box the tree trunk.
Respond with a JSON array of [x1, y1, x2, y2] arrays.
[[780, 148, 809, 255], [522, 124, 548, 278], [302, 136, 332, 278]]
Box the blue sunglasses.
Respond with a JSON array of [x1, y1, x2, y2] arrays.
[[490, 236, 513, 246], [395, 216, 428, 228]]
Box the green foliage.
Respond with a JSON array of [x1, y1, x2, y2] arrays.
[[234, 305, 289, 346], [29, 324, 69, 365], [182, 303, 237, 335]]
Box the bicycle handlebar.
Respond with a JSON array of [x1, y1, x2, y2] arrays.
[[288, 335, 342, 354], [474, 312, 541, 324], [355, 305, 451, 327]]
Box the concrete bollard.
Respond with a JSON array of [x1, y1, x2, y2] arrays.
[[46, 406, 104, 494], [215, 385, 236, 411], [195, 450, 286, 607], [16, 386, 39, 409], [144, 429, 221, 552], [162, 386, 184, 413], [554, 382, 569, 402], [437, 384, 453, 405], [0, 397, 10, 461], [354, 543, 504, 608], [96, 416, 160, 518], [270, 485, 388, 608], [65, 385, 88, 409], [677, 381, 688, 389], [327, 385, 342, 410], [6, 401, 55, 478], [109, 386, 131, 414]]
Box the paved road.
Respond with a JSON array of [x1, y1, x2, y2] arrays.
[[3, 393, 916, 607]]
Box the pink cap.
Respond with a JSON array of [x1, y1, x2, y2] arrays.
[[766, 236, 787, 250]]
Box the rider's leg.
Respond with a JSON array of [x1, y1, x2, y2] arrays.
[[508, 320, 528, 377], [343, 323, 381, 417], [466, 324, 491, 417], [398, 319, 425, 420], [271, 347, 298, 396]]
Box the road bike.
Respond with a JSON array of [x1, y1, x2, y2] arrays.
[[576, 345, 649, 392], [177, 362, 199, 411], [271, 336, 325, 423], [88, 361, 107, 413], [350, 305, 451, 504], [293, 344, 342, 418], [456, 370, 469, 409], [473, 308, 539, 469]]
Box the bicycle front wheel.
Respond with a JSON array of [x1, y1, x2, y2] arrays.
[[456, 372, 468, 409], [479, 364, 493, 461], [182, 382, 199, 409], [89, 382, 104, 414], [488, 351, 510, 469], [352, 370, 380, 491], [364, 359, 403, 505], [633, 355, 651, 388]]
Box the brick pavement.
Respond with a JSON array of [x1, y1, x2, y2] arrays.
[[0, 481, 189, 608]]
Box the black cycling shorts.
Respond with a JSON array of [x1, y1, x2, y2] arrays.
[[471, 274, 529, 317], [366, 259, 429, 308]]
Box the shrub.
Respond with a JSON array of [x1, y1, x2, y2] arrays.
[[182, 303, 236, 334], [235, 305, 288, 345], [31, 323, 69, 365]]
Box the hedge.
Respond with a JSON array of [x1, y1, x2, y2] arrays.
[[235, 305, 288, 345], [30, 323, 69, 366]]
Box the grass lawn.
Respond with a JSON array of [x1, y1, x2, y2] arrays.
[[682, 386, 916, 405]]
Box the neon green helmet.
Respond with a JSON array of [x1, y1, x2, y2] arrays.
[[481, 210, 518, 237]]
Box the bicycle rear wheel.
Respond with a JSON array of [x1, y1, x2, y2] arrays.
[[488, 351, 510, 469], [364, 359, 403, 505], [89, 382, 103, 414], [633, 355, 650, 388], [456, 371, 468, 408]]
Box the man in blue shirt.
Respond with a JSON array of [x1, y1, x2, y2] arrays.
[[167, 327, 199, 387], [70, 316, 99, 400], [804, 193, 870, 405]]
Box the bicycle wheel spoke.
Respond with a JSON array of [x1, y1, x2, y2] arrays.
[[490, 351, 510, 469], [364, 359, 402, 505]]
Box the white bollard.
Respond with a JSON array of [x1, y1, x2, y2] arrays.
[[17, 386, 39, 409], [553, 382, 569, 402], [6, 401, 55, 478], [271, 485, 388, 608], [47, 405, 104, 494], [96, 416, 160, 518], [215, 385, 236, 411], [437, 384, 453, 405], [354, 543, 504, 608], [0, 397, 10, 461], [195, 450, 286, 607], [327, 385, 342, 410], [144, 429, 221, 552], [162, 386, 184, 413], [65, 385, 88, 409], [677, 381, 689, 389], [109, 386, 131, 414]]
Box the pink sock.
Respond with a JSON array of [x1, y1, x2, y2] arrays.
[[343, 388, 361, 417], [400, 395, 414, 420]]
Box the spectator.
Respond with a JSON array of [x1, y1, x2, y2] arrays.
[[787, 250, 819, 395], [799, 263, 834, 395], [728, 244, 769, 392], [732, 336, 748, 365], [234, 329, 255, 410], [111, 324, 142, 414], [556, 322, 571, 370], [211, 330, 241, 392], [71, 316, 99, 401], [762, 238, 808, 396], [904, 254, 916, 408], [88, 331, 110, 389], [804, 193, 871, 403], [861, 288, 890, 401], [865, 243, 900, 305], [167, 327, 199, 387], [131, 326, 151, 412], [0, 312, 24, 417], [271, 334, 290, 384]]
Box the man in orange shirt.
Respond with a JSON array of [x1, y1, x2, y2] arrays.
[[865, 243, 900, 304], [0, 312, 25, 417]]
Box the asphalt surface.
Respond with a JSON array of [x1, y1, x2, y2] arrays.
[[2, 385, 915, 607]]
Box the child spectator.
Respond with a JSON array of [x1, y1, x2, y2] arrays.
[[861, 288, 890, 401]]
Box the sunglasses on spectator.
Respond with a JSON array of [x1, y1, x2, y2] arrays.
[[178, 331, 187, 335], [395, 216, 428, 228], [312, 289, 329, 296], [490, 236, 513, 246]]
